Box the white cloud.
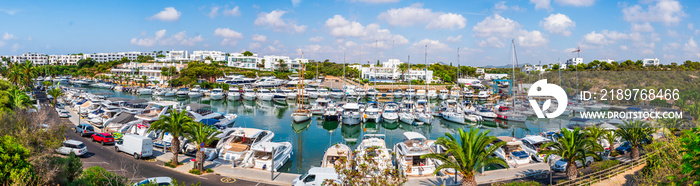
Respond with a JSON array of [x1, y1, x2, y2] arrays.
[[252, 34, 267, 42], [377, 3, 466, 30], [130, 29, 203, 47], [254, 10, 307, 33], [494, 1, 523, 11], [620, 45, 628, 50], [325, 15, 409, 47], [473, 14, 548, 47], [622, 0, 686, 26], [582, 30, 630, 45], [683, 37, 700, 57], [150, 7, 181, 21], [11, 43, 19, 52], [426, 13, 467, 30], [2, 32, 17, 40], [631, 22, 654, 32], [583, 31, 607, 45], [351, 0, 400, 3], [668, 30, 678, 37], [249, 42, 262, 50], [309, 36, 324, 42], [292, 0, 301, 7], [411, 39, 450, 53], [540, 13, 575, 36], [214, 28, 243, 46], [223, 6, 240, 16], [26, 36, 32, 41], [554, 0, 596, 7], [446, 35, 462, 43], [297, 44, 339, 54], [0, 9, 18, 15], [208, 6, 220, 18], [530, 0, 551, 11]]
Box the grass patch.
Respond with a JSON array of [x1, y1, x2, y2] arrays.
[[591, 159, 621, 172], [205, 168, 214, 173], [189, 169, 202, 175], [164, 160, 184, 168]]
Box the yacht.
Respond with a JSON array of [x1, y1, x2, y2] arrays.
[[399, 100, 416, 125], [394, 132, 436, 176], [164, 88, 177, 97], [253, 77, 286, 88], [362, 101, 382, 123], [416, 89, 427, 100], [188, 86, 204, 98], [323, 102, 341, 121], [282, 89, 297, 99], [405, 88, 416, 99], [305, 88, 319, 99], [440, 110, 465, 124], [382, 102, 400, 122], [210, 88, 225, 100], [493, 136, 531, 167], [344, 86, 358, 100], [321, 144, 352, 168], [244, 142, 292, 171], [366, 88, 378, 101], [355, 88, 367, 99], [134, 101, 179, 123], [438, 89, 449, 100], [317, 88, 330, 99], [185, 103, 237, 129], [415, 99, 433, 124], [138, 87, 153, 95], [176, 88, 189, 97], [521, 135, 553, 162], [477, 91, 490, 100], [449, 89, 461, 100], [462, 89, 474, 99], [272, 89, 288, 104], [152, 88, 166, 96], [393, 89, 404, 99], [310, 98, 330, 115], [427, 90, 438, 100], [341, 103, 362, 125], [216, 128, 274, 164], [227, 87, 240, 100], [256, 89, 273, 101], [356, 134, 392, 175], [242, 88, 256, 101], [496, 106, 527, 122], [474, 106, 497, 121], [330, 88, 344, 99]]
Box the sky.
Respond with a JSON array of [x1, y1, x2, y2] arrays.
[[0, 0, 699, 66]]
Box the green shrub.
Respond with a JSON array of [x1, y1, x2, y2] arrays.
[[164, 160, 183, 168], [188, 169, 201, 175], [497, 181, 543, 186], [205, 168, 214, 173], [592, 160, 621, 172]]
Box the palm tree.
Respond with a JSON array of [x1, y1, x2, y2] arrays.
[[602, 130, 618, 157], [585, 125, 606, 151], [183, 122, 221, 173], [616, 120, 654, 159], [19, 61, 37, 89], [539, 128, 601, 180], [6, 87, 36, 111], [47, 88, 64, 106], [141, 75, 148, 87], [147, 109, 193, 165], [421, 128, 507, 186], [658, 117, 684, 137], [7, 63, 22, 87]]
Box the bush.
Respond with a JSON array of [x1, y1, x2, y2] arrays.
[[189, 169, 201, 175], [71, 166, 128, 186], [592, 160, 621, 172], [165, 160, 183, 168], [205, 168, 214, 173], [497, 181, 543, 186]]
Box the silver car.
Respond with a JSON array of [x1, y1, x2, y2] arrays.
[[56, 140, 87, 157]]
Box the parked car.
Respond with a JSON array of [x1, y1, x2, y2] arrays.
[[293, 167, 339, 186], [58, 109, 70, 118], [133, 177, 172, 186], [615, 141, 632, 155], [56, 140, 87, 157], [91, 133, 115, 145], [551, 156, 595, 172], [115, 134, 153, 159], [75, 123, 94, 137]]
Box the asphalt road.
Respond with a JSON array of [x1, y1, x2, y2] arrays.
[[36, 88, 277, 186]]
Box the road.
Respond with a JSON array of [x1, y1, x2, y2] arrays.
[[37, 88, 277, 186]]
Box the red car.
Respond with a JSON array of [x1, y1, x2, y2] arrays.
[[91, 133, 115, 145]]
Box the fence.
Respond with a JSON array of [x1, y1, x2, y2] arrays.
[[555, 154, 649, 186]]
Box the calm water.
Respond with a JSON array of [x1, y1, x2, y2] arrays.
[[82, 87, 575, 174]]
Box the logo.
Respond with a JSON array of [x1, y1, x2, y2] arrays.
[[528, 79, 568, 118]]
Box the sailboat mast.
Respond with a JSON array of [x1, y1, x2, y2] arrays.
[[424, 45, 428, 95], [511, 40, 516, 107]]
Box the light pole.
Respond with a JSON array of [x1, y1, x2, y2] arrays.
[[548, 158, 553, 185]]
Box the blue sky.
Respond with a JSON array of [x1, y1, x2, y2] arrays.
[[1, 0, 698, 66]]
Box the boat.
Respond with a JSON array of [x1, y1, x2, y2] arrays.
[[344, 86, 358, 100], [152, 88, 166, 96], [341, 103, 362, 125], [393, 89, 404, 99], [477, 91, 489, 100], [440, 111, 465, 124], [227, 87, 240, 100], [521, 135, 553, 162], [272, 89, 288, 104], [438, 89, 449, 100], [355, 88, 366, 99], [321, 143, 352, 168], [330, 88, 344, 99], [449, 89, 461, 100], [291, 65, 312, 123], [406, 88, 416, 99], [137, 87, 153, 95], [474, 106, 497, 121], [256, 89, 273, 101], [462, 88, 474, 99], [355, 134, 392, 175], [399, 100, 416, 125], [366, 88, 378, 101], [427, 90, 438, 100], [188, 85, 204, 98], [394, 132, 436, 176], [305, 88, 319, 99], [493, 136, 531, 167], [310, 98, 330, 115], [282, 89, 297, 99], [382, 102, 399, 122], [317, 88, 330, 99], [362, 101, 382, 123], [210, 88, 225, 100], [242, 88, 256, 101], [496, 106, 527, 122], [216, 128, 274, 164], [164, 88, 177, 97], [323, 102, 341, 121], [244, 141, 292, 171], [253, 76, 287, 88], [416, 89, 427, 100], [134, 101, 179, 123], [184, 103, 237, 129], [415, 99, 433, 124]]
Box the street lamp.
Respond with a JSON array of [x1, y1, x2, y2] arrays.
[[548, 158, 553, 185]]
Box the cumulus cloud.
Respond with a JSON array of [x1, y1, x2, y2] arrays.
[[684, 37, 700, 57], [582, 30, 629, 45], [2, 32, 17, 40], [473, 14, 548, 47], [446, 35, 462, 43], [325, 15, 409, 48], [250, 34, 266, 42], [377, 3, 466, 30], [530, 0, 552, 11], [410, 39, 450, 53], [214, 28, 243, 46], [494, 1, 523, 11], [623, 0, 686, 26], [631, 22, 654, 32], [208, 6, 220, 18], [254, 10, 307, 33], [554, 0, 596, 7], [150, 7, 181, 21], [540, 13, 575, 36], [309, 36, 324, 42], [130, 29, 203, 47], [223, 6, 240, 16]]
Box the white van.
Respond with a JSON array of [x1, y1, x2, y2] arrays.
[[292, 167, 339, 186], [115, 134, 153, 159]]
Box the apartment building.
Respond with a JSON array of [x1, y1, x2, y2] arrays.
[[263, 55, 291, 71], [190, 50, 226, 62], [642, 58, 660, 66], [227, 52, 260, 70], [49, 54, 84, 65], [110, 62, 184, 83], [10, 53, 49, 65], [156, 50, 189, 62]]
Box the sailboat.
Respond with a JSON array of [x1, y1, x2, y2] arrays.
[[291, 54, 312, 123], [496, 40, 527, 122]]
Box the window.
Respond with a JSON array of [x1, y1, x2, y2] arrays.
[[303, 175, 316, 183]]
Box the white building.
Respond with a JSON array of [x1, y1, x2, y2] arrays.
[[10, 53, 49, 65], [356, 59, 403, 83], [110, 62, 185, 83], [263, 55, 291, 71], [49, 54, 84, 65], [483, 73, 508, 80], [402, 69, 434, 84], [190, 50, 226, 62], [290, 58, 309, 70], [597, 59, 615, 63], [227, 52, 260, 70], [642, 58, 660, 66], [119, 52, 155, 61], [566, 57, 583, 66], [85, 53, 124, 63], [156, 50, 189, 62], [476, 68, 485, 74], [521, 65, 545, 74]]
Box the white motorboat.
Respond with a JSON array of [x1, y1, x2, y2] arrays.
[[382, 102, 399, 122], [134, 101, 179, 123], [256, 89, 273, 101], [176, 88, 189, 97], [344, 86, 358, 100], [138, 87, 153, 95], [188, 86, 204, 98], [164, 88, 176, 97], [427, 90, 438, 100], [210, 88, 225, 100], [355, 88, 366, 98], [253, 77, 286, 88], [317, 88, 330, 98], [399, 100, 416, 125], [305, 88, 319, 99], [406, 88, 416, 99], [341, 103, 362, 125], [330, 88, 344, 99], [416, 89, 427, 100], [394, 132, 436, 176], [216, 128, 274, 164], [393, 89, 404, 99], [521, 135, 554, 162], [244, 142, 292, 171], [272, 89, 288, 104], [242, 88, 256, 101], [449, 89, 461, 100], [362, 101, 382, 123], [356, 134, 392, 175], [310, 98, 330, 115], [322, 144, 352, 168], [366, 88, 378, 101], [477, 91, 490, 100], [465, 114, 483, 122], [227, 87, 240, 100], [185, 103, 237, 129], [152, 88, 166, 96], [474, 106, 497, 121], [440, 111, 465, 124], [494, 136, 531, 167], [282, 89, 297, 99], [496, 106, 527, 122], [462, 89, 474, 99], [322, 103, 341, 121], [399, 112, 416, 125], [438, 89, 449, 100]]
